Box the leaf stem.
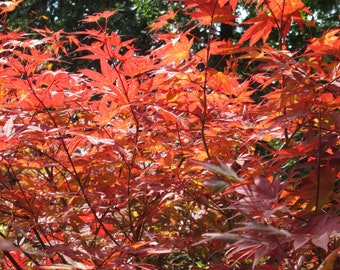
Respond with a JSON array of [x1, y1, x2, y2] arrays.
[[201, 0, 220, 160], [26, 72, 120, 246], [315, 99, 322, 215], [2, 251, 23, 270], [263, 0, 286, 49], [111, 57, 142, 242]]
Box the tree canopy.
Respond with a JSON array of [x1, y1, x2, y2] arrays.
[[0, 0, 339, 269]]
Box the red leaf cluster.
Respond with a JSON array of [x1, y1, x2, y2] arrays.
[[0, 0, 339, 269]]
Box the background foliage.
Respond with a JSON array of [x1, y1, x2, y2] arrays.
[[3, 0, 171, 54], [0, 0, 339, 269]]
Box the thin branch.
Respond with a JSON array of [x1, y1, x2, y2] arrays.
[[315, 99, 322, 215], [2, 251, 23, 270], [25, 70, 120, 246], [200, 0, 221, 160]]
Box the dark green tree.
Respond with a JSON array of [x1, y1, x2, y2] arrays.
[[5, 0, 337, 54], [5, 0, 170, 53]]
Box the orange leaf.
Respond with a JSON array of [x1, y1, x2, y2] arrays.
[[306, 29, 340, 57], [149, 10, 177, 32], [80, 10, 117, 23], [151, 105, 189, 129], [319, 93, 334, 103], [318, 246, 340, 270], [187, 0, 236, 25], [228, 0, 239, 12], [266, 0, 313, 32], [153, 34, 193, 67], [0, 0, 23, 14], [239, 13, 275, 46]]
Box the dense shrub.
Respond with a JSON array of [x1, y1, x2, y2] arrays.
[[0, 0, 339, 269]]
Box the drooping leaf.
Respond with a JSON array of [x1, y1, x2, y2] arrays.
[[191, 159, 242, 181]]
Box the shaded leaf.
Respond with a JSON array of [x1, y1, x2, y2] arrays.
[[191, 159, 242, 181]]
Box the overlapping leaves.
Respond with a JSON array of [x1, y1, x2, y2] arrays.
[[0, 1, 339, 269]]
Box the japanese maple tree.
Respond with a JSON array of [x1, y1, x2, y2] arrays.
[[0, 0, 339, 269]]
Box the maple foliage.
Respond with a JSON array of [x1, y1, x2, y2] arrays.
[[0, 0, 339, 269]]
